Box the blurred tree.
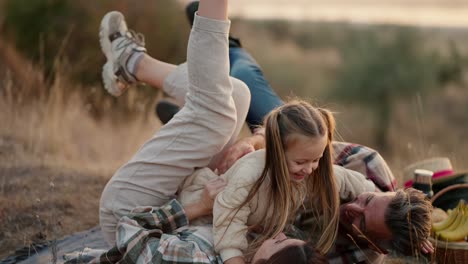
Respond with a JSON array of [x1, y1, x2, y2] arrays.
[[437, 41, 466, 85], [329, 27, 440, 150], [3, 0, 81, 75]]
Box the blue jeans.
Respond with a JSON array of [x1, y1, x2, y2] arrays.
[[229, 47, 283, 131]]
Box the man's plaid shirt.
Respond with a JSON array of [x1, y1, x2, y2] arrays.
[[88, 199, 223, 264]]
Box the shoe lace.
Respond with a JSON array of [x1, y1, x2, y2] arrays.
[[115, 29, 145, 51], [113, 30, 145, 85]]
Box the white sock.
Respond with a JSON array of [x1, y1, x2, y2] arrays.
[[126, 51, 145, 78]]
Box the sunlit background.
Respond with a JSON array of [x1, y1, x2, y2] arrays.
[[1, 0, 467, 260], [228, 0, 468, 28]]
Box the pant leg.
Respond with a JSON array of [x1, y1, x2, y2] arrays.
[[163, 64, 250, 169], [164, 47, 279, 133], [100, 14, 240, 245], [229, 47, 283, 130]]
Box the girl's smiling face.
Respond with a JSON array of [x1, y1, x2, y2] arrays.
[[285, 134, 328, 182]]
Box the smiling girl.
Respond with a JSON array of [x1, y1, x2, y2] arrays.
[[212, 100, 340, 263]]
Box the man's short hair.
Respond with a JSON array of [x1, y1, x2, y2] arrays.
[[385, 188, 432, 256]]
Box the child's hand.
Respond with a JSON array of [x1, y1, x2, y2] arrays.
[[200, 178, 227, 214]]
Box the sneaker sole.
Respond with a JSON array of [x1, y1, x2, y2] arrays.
[[102, 62, 125, 96], [99, 11, 124, 60], [99, 11, 127, 96]]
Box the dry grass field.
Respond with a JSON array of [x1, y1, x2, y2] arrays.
[[0, 104, 162, 258], [0, 57, 162, 257]]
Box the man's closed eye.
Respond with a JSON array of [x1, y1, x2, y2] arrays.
[[275, 238, 288, 244]]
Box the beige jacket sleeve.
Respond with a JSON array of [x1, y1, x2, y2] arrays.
[[213, 151, 265, 262], [178, 167, 218, 208], [333, 165, 376, 202]]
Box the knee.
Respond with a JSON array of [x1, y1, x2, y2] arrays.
[[231, 78, 251, 117]]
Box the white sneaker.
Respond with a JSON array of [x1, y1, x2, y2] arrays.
[[99, 11, 146, 96]]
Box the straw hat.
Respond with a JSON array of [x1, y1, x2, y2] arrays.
[[403, 157, 468, 191], [403, 157, 468, 210]]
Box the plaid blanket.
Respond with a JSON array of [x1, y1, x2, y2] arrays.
[[332, 142, 396, 192]]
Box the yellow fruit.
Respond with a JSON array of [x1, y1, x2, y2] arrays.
[[442, 210, 463, 232], [438, 214, 468, 242], [433, 207, 458, 232], [433, 200, 465, 232]]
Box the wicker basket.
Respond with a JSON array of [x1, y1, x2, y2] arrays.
[[429, 183, 468, 264]]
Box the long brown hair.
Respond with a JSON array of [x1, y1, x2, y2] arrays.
[[234, 99, 340, 257], [255, 241, 329, 264]]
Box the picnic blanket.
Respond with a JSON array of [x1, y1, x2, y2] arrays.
[[0, 227, 108, 264]]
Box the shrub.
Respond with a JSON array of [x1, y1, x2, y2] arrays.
[[329, 26, 440, 149]]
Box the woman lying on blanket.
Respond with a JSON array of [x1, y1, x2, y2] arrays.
[[97, 0, 339, 263]]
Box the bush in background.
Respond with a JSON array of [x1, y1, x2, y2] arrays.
[[329, 26, 464, 150]]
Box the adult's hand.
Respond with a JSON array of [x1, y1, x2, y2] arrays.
[[216, 139, 256, 174], [420, 239, 434, 254], [199, 178, 227, 214], [184, 178, 226, 221]]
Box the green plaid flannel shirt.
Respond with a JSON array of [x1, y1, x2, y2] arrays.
[[89, 199, 222, 264]]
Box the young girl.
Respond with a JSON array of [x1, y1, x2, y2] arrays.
[[211, 100, 340, 263]]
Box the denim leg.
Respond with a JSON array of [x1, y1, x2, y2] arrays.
[[229, 47, 283, 131]]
